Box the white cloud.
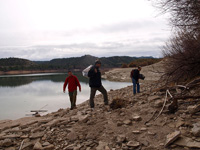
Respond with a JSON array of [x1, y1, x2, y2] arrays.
[[0, 0, 170, 60]]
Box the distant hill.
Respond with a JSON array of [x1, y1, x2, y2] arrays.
[[0, 58, 37, 71], [0, 55, 155, 72], [47, 55, 154, 69]]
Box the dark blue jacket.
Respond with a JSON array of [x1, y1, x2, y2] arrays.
[[131, 69, 140, 82], [88, 66, 102, 88]]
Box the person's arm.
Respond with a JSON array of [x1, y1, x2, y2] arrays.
[[136, 70, 140, 83], [63, 77, 68, 93], [75, 76, 81, 92], [88, 67, 96, 78]]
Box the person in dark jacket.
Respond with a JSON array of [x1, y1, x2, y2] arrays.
[[88, 60, 108, 108], [63, 71, 81, 110], [130, 66, 142, 95]]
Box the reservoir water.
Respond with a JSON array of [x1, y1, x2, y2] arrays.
[[0, 73, 131, 120]]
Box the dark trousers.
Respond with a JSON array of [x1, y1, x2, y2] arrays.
[[69, 90, 77, 109], [90, 85, 108, 108], [132, 78, 140, 95]]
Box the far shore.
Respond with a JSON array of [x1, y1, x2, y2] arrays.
[[0, 69, 72, 75], [0, 68, 113, 76]]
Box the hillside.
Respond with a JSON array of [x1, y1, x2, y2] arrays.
[[48, 55, 154, 69], [0, 55, 155, 73]]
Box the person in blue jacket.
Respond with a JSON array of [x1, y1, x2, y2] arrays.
[[130, 66, 142, 95]]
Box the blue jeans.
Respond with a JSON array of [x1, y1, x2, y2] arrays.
[[132, 78, 140, 94]]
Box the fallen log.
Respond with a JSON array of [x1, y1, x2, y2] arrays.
[[30, 110, 48, 112], [169, 95, 200, 101]]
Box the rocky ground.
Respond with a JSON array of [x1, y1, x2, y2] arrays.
[[1, 62, 200, 150]]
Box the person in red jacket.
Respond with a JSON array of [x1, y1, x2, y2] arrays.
[[63, 71, 81, 110]]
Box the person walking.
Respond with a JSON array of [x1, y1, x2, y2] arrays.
[[88, 60, 108, 108], [130, 66, 142, 95], [63, 70, 81, 110]]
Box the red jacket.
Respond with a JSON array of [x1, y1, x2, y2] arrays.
[[63, 75, 81, 92]]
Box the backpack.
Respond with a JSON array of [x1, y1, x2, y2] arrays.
[[130, 69, 135, 78], [82, 65, 93, 77]]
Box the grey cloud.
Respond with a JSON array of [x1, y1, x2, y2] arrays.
[[96, 20, 160, 33], [0, 36, 164, 60]]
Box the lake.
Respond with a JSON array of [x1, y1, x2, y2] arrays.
[[0, 73, 132, 120]]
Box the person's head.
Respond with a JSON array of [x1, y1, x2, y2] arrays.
[[68, 70, 72, 76], [95, 59, 101, 68], [138, 66, 142, 71]]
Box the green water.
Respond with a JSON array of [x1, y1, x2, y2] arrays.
[[0, 73, 132, 120]]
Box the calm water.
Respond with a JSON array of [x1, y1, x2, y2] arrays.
[[0, 73, 131, 120]]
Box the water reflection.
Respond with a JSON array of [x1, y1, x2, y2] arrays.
[[0, 73, 88, 87], [0, 73, 131, 120]]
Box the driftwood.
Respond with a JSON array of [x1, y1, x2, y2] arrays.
[[19, 140, 24, 150], [169, 95, 200, 101], [154, 90, 169, 121], [144, 110, 158, 124], [30, 110, 47, 112]]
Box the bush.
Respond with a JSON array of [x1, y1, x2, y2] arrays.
[[128, 58, 162, 68], [154, 0, 200, 83], [163, 32, 200, 82], [121, 63, 128, 68]]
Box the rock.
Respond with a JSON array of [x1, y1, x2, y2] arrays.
[[79, 115, 89, 123], [176, 119, 185, 128], [140, 128, 147, 131], [116, 135, 126, 144], [154, 100, 163, 108], [175, 136, 200, 148], [67, 131, 78, 141], [2, 138, 13, 147], [147, 96, 160, 102], [132, 116, 142, 121], [187, 104, 200, 114], [165, 131, 181, 147], [2, 134, 21, 139], [147, 131, 156, 135], [191, 123, 200, 137], [132, 130, 140, 134], [20, 120, 38, 129], [33, 141, 43, 150], [117, 121, 123, 126], [42, 142, 51, 147], [30, 132, 45, 139], [105, 146, 110, 150], [43, 144, 55, 150], [96, 141, 108, 150], [22, 141, 34, 149], [127, 141, 140, 148], [123, 119, 132, 125], [38, 119, 52, 125], [4, 147, 15, 150], [64, 144, 75, 150]]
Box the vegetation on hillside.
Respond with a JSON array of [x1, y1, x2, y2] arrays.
[[121, 58, 162, 68], [0, 55, 155, 72]]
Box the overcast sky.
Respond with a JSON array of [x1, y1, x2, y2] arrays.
[[0, 0, 171, 60]]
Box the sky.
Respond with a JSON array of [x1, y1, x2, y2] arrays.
[[0, 0, 171, 60]]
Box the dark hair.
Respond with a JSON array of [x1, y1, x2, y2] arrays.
[[68, 70, 72, 73], [95, 59, 101, 65], [138, 66, 141, 69]]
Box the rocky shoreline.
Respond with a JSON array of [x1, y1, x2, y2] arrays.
[[1, 63, 200, 150]]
